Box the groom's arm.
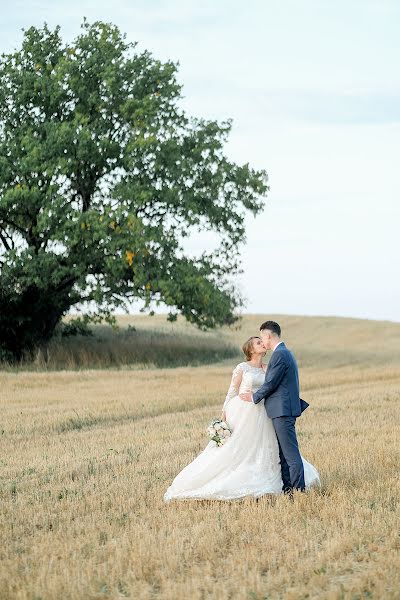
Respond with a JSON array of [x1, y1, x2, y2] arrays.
[[243, 355, 288, 404]]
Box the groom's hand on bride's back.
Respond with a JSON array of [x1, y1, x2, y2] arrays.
[[239, 392, 253, 403]]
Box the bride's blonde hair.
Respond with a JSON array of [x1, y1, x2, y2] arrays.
[[242, 336, 261, 361]]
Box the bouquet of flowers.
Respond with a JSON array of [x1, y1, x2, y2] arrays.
[[206, 418, 232, 447]]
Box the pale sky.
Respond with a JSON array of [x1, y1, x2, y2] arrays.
[[2, 1, 399, 321]]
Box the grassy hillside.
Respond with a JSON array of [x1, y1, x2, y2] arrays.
[[4, 312, 399, 370], [1, 315, 239, 370], [217, 312, 399, 369], [1, 315, 399, 599]]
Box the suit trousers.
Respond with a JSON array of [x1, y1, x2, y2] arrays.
[[272, 415, 305, 492]]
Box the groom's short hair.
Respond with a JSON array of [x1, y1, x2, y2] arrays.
[[260, 320, 281, 337]]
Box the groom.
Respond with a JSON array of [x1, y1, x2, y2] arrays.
[[240, 320, 308, 493]]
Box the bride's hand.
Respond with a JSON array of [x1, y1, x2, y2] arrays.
[[239, 392, 253, 403]]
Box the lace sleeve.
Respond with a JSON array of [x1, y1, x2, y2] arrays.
[[222, 364, 243, 410]]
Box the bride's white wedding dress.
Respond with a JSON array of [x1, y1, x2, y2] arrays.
[[164, 362, 320, 501]]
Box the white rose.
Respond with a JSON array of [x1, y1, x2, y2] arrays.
[[223, 429, 231, 438], [210, 439, 217, 447], [220, 421, 228, 429]]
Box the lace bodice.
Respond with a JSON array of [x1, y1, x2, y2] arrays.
[[222, 362, 266, 410]]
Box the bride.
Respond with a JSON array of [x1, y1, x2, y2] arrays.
[[164, 336, 320, 502]]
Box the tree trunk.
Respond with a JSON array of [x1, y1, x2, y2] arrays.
[[0, 284, 74, 362]]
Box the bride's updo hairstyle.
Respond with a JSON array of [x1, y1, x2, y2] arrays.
[[242, 336, 261, 361]]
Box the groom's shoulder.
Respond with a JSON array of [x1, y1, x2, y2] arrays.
[[275, 343, 288, 355], [271, 345, 288, 362], [285, 347, 299, 368], [274, 343, 292, 362]]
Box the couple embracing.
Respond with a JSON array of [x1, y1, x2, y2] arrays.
[[164, 321, 320, 502]]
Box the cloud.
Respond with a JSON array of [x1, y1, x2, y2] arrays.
[[258, 90, 400, 125], [181, 79, 400, 126]]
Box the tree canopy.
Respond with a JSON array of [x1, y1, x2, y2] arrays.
[[0, 20, 268, 360]]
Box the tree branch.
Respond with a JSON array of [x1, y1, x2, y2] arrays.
[[0, 230, 12, 252]]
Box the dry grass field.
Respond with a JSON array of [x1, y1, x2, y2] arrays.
[[1, 315, 399, 599]]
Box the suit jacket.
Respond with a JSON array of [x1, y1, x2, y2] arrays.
[[252, 342, 309, 418]]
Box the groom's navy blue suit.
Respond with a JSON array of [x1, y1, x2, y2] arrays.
[[252, 342, 308, 492]]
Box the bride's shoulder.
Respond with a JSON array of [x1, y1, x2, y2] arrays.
[[233, 362, 247, 372]]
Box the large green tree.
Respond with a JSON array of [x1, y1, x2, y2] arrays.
[[0, 20, 268, 360]]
